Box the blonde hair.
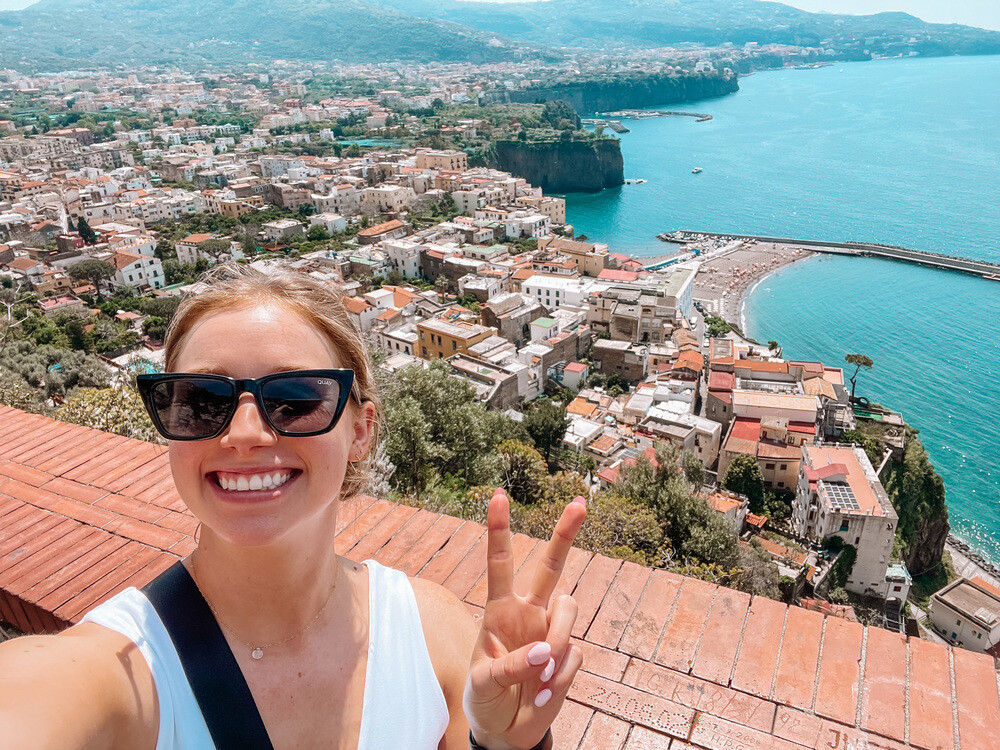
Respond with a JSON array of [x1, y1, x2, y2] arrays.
[[164, 264, 382, 500]]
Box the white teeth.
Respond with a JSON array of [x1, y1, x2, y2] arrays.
[[217, 471, 292, 492]]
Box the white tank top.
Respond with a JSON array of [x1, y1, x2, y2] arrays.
[[81, 560, 449, 749]]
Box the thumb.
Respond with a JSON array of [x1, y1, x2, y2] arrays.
[[469, 641, 551, 698]]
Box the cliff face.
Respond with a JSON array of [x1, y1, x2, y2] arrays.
[[886, 433, 950, 576], [493, 138, 624, 193], [504, 73, 739, 113]]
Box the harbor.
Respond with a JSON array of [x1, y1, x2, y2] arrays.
[[597, 109, 714, 122], [660, 230, 1000, 281]]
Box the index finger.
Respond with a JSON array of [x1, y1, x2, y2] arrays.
[[486, 488, 515, 601], [528, 497, 586, 607]]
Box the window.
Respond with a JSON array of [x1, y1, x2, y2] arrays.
[[777, 482, 784, 488], [893, 585, 901, 592], [765, 463, 775, 470], [855, 536, 860, 545], [419, 331, 424, 341], [452, 340, 457, 350], [421, 347, 427, 357], [780, 464, 787, 471], [840, 523, 849, 532]]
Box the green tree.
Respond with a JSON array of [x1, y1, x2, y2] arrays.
[[76, 216, 98, 244], [844, 353, 874, 400], [497, 439, 547, 505], [722, 454, 766, 514], [57, 384, 158, 442], [68, 259, 115, 302], [142, 316, 168, 342], [523, 399, 570, 463], [306, 224, 329, 241], [681, 450, 706, 486], [382, 361, 521, 491], [196, 238, 232, 264]]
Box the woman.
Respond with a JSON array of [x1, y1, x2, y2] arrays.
[[0, 265, 587, 749]]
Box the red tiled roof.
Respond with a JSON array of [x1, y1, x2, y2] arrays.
[[707, 371, 735, 391], [1, 406, 997, 749]]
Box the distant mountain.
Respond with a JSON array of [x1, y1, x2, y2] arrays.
[[370, 0, 1000, 56], [0, 0, 546, 68]]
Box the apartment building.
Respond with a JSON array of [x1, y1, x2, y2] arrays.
[[929, 578, 1000, 654], [417, 316, 495, 360], [792, 444, 900, 598]]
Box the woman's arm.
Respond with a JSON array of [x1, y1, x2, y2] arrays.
[[0, 623, 158, 750]]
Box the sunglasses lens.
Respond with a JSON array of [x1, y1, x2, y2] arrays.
[[262, 375, 343, 434], [151, 378, 235, 439]]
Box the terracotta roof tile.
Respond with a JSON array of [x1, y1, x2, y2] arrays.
[[772, 604, 824, 711], [952, 647, 1000, 750], [587, 561, 652, 650], [418, 521, 486, 585], [620, 569, 683, 660], [691, 586, 751, 686], [0, 407, 996, 749], [907, 635, 956, 750], [814, 616, 863, 725], [654, 577, 717, 673], [731, 594, 786, 698], [573, 554, 623, 639]]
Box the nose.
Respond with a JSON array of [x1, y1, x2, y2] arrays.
[[220, 393, 277, 451]]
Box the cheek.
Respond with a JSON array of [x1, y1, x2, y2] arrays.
[[168, 444, 205, 492]]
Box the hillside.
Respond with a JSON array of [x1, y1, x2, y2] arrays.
[[371, 0, 1000, 57], [0, 0, 544, 68]]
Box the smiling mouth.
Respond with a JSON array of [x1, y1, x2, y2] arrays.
[[212, 470, 297, 492]]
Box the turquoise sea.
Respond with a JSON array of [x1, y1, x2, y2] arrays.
[[565, 55, 1000, 568]]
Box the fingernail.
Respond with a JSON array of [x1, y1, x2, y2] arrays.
[[534, 688, 552, 708], [572, 495, 587, 506], [541, 657, 555, 682], [527, 642, 551, 666]]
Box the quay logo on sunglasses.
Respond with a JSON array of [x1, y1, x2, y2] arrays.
[[136, 370, 355, 441]]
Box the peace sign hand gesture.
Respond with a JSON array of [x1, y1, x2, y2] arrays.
[[463, 488, 587, 750]]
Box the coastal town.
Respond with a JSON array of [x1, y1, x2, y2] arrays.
[[1, 46, 999, 749]]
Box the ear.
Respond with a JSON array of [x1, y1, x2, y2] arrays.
[[348, 400, 378, 462]]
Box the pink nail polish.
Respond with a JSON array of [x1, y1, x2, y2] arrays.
[[541, 658, 555, 682], [572, 495, 586, 506], [527, 642, 551, 666], [534, 688, 552, 708]]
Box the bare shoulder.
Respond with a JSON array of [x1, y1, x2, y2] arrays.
[[0, 622, 158, 750], [409, 576, 478, 679]]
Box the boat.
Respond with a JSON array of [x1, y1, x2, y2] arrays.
[[691, 167, 703, 174]]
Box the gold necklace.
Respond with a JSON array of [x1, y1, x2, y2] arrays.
[[190, 554, 339, 661]]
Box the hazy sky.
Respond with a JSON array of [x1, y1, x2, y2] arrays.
[[0, 0, 997, 31]]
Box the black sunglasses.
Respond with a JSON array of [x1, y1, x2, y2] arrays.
[[136, 369, 355, 441]]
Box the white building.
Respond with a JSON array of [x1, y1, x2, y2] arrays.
[[309, 212, 347, 235], [929, 578, 1000, 653], [521, 274, 592, 311], [792, 444, 901, 598], [108, 251, 164, 290], [383, 240, 423, 279]]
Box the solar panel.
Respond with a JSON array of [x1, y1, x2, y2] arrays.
[[822, 481, 860, 512]]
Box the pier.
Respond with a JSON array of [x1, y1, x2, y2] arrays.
[[661, 231, 1000, 280], [580, 118, 630, 133], [597, 110, 713, 122]]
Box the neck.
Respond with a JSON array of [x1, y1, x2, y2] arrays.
[[187, 526, 354, 652]]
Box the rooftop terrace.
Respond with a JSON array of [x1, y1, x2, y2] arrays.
[[0, 405, 997, 749]]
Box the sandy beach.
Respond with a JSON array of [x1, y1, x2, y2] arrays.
[[686, 240, 814, 327]]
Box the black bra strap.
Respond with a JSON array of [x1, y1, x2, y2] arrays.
[[143, 561, 274, 749]]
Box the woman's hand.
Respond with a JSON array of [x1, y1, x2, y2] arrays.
[[463, 488, 587, 750]]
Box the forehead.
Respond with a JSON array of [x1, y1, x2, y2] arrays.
[[173, 303, 343, 372]]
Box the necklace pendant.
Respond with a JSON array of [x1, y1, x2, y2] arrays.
[[251, 647, 264, 660]]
